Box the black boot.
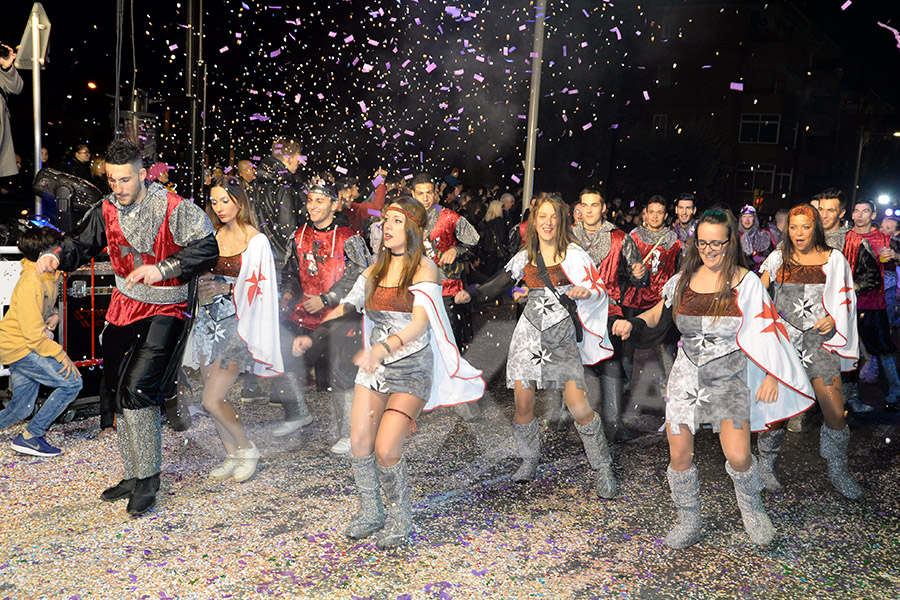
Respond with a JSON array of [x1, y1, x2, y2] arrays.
[[101, 478, 136, 502], [127, 473, 160, 515]]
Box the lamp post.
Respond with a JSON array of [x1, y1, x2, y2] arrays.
[[852, 129, 900, 206]]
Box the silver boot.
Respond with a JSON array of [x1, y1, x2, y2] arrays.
[[574, 411, 617, 499], [100, 414, 137, 502], [376, 457, 412, 549], [122, 407, 163, 516], [511, 419, 540, 483], [346, 453, 385, 539], [725, 457, 776, 546], [756, 429, 785, 493], [664, 463, 702, 549], [819, 425, 863, 499]]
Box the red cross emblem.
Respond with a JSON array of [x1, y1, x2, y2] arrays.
[[583, 262, 607, 297], [755, 299, 788, 342], [838, 285, 853, 313], [245, 267, 266, 306]]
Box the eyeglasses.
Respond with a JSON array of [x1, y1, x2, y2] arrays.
[[696, 240, 729, 249]]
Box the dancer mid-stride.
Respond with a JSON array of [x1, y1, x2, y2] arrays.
[[476, 194, 617, 498], [758, 204, 861, 499], [330, 197, 483, 548], [614, 209, 814, 548]]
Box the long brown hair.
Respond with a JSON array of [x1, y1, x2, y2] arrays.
[[207, 178, 258, 235], [365, 196, 427, 307], [672, 209, 747, 322], [525, 194, 578, 264]]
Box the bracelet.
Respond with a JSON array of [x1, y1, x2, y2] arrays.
[[388, 334, 404, 348], [379, 340, 392, 355]]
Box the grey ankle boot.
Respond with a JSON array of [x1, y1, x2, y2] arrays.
[[376, 457, 413, 549], [725, 457, 775, 546], [819, 425, 863, 499], [574, 411, 617, 499], [346, 453, 385, 539], [756, 429, 785, 493], [511, 419, 540, 483], [664, 463, 702, 549]]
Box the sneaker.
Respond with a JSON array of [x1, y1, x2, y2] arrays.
[[241, 387, 267, 404], [267, 397, 284, 407], [232, 443, 261, 483], [209, 456, 238, 480], [272, 416, 314, 437], [330, 437, 351, 455], [11, 433, 61, 457], [847, 397, 874, 414]]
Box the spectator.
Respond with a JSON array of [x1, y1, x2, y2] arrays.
[[0, 44, 24, 179], [65, 144, 93, 181]]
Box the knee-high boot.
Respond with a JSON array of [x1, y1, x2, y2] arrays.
[[346, 453, 385, 539], [273, 373, 313, 437], [599, 374, 630, 443], [330, 389, 354, 455], [574, 411, 617, 499], [100, 413, 137, 502], [819, 425, 863, 499], [725, 457, 775, 546], [544, 387, 571, 432], [877, 354, 900, 407], [664, 463, 702, 549], [511, 419, 540, 483], [123, 407, 162, 516], [376, 457, 412, 548], [756, 429, 785, 492]]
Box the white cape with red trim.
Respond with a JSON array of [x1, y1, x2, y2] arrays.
[[735, 272, 815, 431], [507, 245, 614, 366], [234, 234, 284, 377], [820, 250, 859, 371], [357, 281, 485, 411]]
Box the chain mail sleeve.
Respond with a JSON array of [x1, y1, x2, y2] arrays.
[[620, 234, 650, 287], [322, 235, 371, 306], [453, 215, 480, 261], [157, 200, 218, 280]]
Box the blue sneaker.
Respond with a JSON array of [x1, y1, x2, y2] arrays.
[[11, 433, 62, 457]]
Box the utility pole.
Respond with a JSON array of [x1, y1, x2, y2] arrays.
[[521, 0, 547, 218]]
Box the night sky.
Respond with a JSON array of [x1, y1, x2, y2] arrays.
[[3, 1, 899, 199]]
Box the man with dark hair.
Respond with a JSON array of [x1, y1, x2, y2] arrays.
[[811, 188, 884, 414], [880, 217, 900, 330], [621, 195, 681, 390], [573, 187, 649, 441], [36, 139, 218, 515], [671, 193, 698, 245], [849, 199, 900, 409], [411, 172, 481, 420], [248, 136, 304, 270], [275, 179, 370, 452]]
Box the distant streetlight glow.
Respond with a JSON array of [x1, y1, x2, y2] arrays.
[[87, 82, 97, 89], [893, 132, 900, 137], [877, 194, 891, 205]]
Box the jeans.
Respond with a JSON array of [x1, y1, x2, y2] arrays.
[[0, 352, 83, 437]]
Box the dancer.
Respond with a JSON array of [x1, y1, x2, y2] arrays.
[[279, 179, 370, 453], [613, 209, 814, 548], [757, 204, 861, 498], [572, 188, 648, 442], [334, 197, 483, 548], [476, 195, 618, 497], [186, 180, 282, 482], [36, 139, 218, 515]]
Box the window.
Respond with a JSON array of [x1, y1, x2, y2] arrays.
[[735, 163, 775, 193], [775, 167, 793, 192], [653, 114, 668, 135], [739, 114, 781, 144]]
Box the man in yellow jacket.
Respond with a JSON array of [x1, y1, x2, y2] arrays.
[[0, 227, 82, 457]]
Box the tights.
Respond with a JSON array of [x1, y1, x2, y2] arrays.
[[200, 360, 251, 454], [349, 385, 425, 467]]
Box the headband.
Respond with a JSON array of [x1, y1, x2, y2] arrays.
[[384, 205, 424, 228], [789, 204, 817, 222]]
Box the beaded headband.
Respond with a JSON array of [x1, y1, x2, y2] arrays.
[[789, 204, 817, 222], [383, 205, 424, 228]]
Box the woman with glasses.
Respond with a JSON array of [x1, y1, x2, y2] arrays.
[[757, 204, 861, 498], [613, 209, 814, 549], [185, 179, 282, 483]]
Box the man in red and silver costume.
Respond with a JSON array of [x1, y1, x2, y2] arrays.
[[410, 172, 481, 420], [622, 195, 682, 389], [36, 140, 218, 515], [572, 187, 649, 441], [277, 179, 371, 452], [812, 188, 885, 415]]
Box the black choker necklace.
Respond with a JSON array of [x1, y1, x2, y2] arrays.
[[390, 251, 406, 256]]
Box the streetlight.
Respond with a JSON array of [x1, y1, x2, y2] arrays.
[[878, 194, 891, 205], [853, 129, 900, 205]]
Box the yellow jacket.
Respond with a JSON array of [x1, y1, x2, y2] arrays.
[[0, 259, 66, 364]]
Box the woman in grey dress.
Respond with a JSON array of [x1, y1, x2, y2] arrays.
[[614, 209, 802, 549], [328, 197, 483, 549], [758, 204, 862, 499]]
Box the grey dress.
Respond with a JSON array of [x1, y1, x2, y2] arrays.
[[343, 274, 433, 396], [761, 249, 839, 383], [504, 251, 585, 390], [664, 275, 751, 434]]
